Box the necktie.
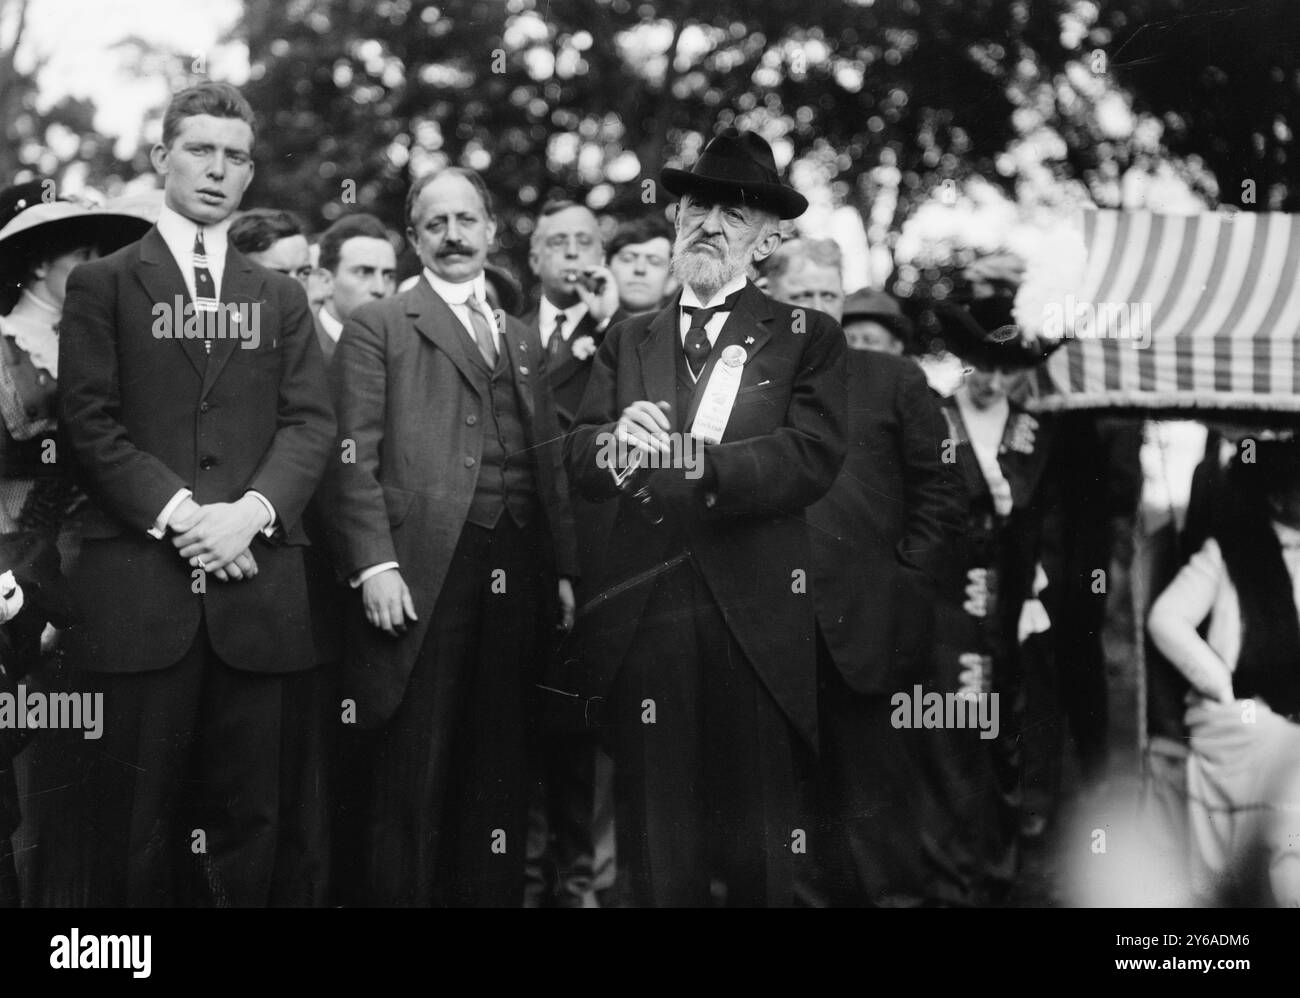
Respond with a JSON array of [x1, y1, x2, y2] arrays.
[[193, 229, 218, 354], [467, 299, 498, 368], [681, 290, 742, 379], [548, 314, 567, 359]]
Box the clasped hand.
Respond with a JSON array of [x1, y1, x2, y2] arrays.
[[170, 496, 268, 581]]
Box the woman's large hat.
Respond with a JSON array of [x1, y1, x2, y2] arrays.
[[661, 128, 808, 220], [926, 298, 1059, 369], [0, 181, 151, 312]]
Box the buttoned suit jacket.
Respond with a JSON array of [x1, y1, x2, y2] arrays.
[[321, 276, 578, 728], [57, 227, 337, 675], [558, 281, 847, 748]]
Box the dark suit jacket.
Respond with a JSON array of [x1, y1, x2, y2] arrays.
[[808, 350, 965, 695], [321, 276, 578, 728], [525, 304, 627, 432], [558, 281, 847, 748], [57, 228, 336, 675]]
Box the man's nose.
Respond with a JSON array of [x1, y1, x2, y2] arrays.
[[207, 154, 226, 179], [700, 205, 725, 233], [369, 274, 387, 297], [632, 257, 647, 275]]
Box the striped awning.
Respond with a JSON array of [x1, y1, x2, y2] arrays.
[[1032, 208, 1300, 413]]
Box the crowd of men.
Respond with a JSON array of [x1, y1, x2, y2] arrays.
[[0, 79, 1132, 908]]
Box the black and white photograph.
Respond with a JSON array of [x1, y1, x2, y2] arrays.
[[0, 0, 1292, 978]]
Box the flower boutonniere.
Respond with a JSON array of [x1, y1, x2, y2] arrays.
[[570, 334, 597, 361], [1005, 412, 1038, 455]]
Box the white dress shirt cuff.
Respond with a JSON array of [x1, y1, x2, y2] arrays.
[[351, 562, 399, 588], [149, 489, 193, 538], [246, 490, 278, 537]]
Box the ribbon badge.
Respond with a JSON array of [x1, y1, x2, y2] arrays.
[[691, 345, 749, 444]]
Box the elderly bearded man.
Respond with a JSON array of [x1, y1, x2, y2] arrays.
[[558, 129, 847, 907]]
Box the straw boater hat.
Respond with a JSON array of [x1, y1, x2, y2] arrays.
[[0, 180, 152, 313], [661, 128, 808, 220]]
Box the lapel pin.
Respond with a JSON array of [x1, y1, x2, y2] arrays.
[[744, 336, 754, 345], [721, 345, 747, 368], [519, 365, 529, 375]]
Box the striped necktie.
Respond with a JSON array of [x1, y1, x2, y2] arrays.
[[193, 229, 218, 354], [467, 298, 498, 368]]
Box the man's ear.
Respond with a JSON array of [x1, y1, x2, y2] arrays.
[[149, 141, 170, 177], [750, 227, 783, 268], [405, 226, 419, 257], [528, 244, 541, 278]]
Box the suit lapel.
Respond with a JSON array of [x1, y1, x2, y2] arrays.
[[410, 277, 484, 395], [200, 246, 264, 397], [635, 293, 683, 432], [500, 321, 536, 425], [135, 228, 206, 379], [544, 311, 596, 390], [683, 282, 775, 433]]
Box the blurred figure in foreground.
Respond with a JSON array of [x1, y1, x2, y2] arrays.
[[1149, 437, 1300, 906]]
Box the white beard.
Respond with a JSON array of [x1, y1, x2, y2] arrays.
[[671, 234, 749, 298]]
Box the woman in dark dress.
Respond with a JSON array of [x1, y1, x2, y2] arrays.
[[0, 181, 149, 905], [914, 300, 1061, 906]]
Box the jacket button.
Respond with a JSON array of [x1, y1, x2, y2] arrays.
[[200, 401, 211, 413], [466, 415, 477, 425], [519, 365, 529, 375], [199, 456, 216, 470], [464, 456, 475, 468]]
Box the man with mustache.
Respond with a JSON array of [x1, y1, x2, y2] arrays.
[[556, 128, 847, 906], [322, 167, 577, 905]]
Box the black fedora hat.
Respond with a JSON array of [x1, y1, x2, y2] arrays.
[[661, 128, 808, 220]]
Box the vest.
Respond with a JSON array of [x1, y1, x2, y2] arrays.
[[459, 325, 539, 529], [673, 331, 714, 432], [1217, 517, 1300, 718]]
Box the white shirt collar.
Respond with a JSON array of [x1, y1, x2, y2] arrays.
[[317, 306, 343, 343], [156, 201, 231, 262], [423, 267, 487, 308], [538, 296, 588, 346], [1273, 520, 1300, 549], [680, 274, 749, 311]]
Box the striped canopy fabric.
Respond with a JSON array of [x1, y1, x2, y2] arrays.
[[1032, 208, 1300, 414]]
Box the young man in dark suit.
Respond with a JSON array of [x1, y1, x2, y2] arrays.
[[57, 82, 335, 906], [558, 128, 847, 906], [767, 244, 966, 906], [321, 167, 577, 906]]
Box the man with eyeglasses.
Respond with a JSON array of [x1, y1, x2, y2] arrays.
[[522, 199, 628, 907], [526, 200, 625, 432], [230, 208, 313, 284]]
